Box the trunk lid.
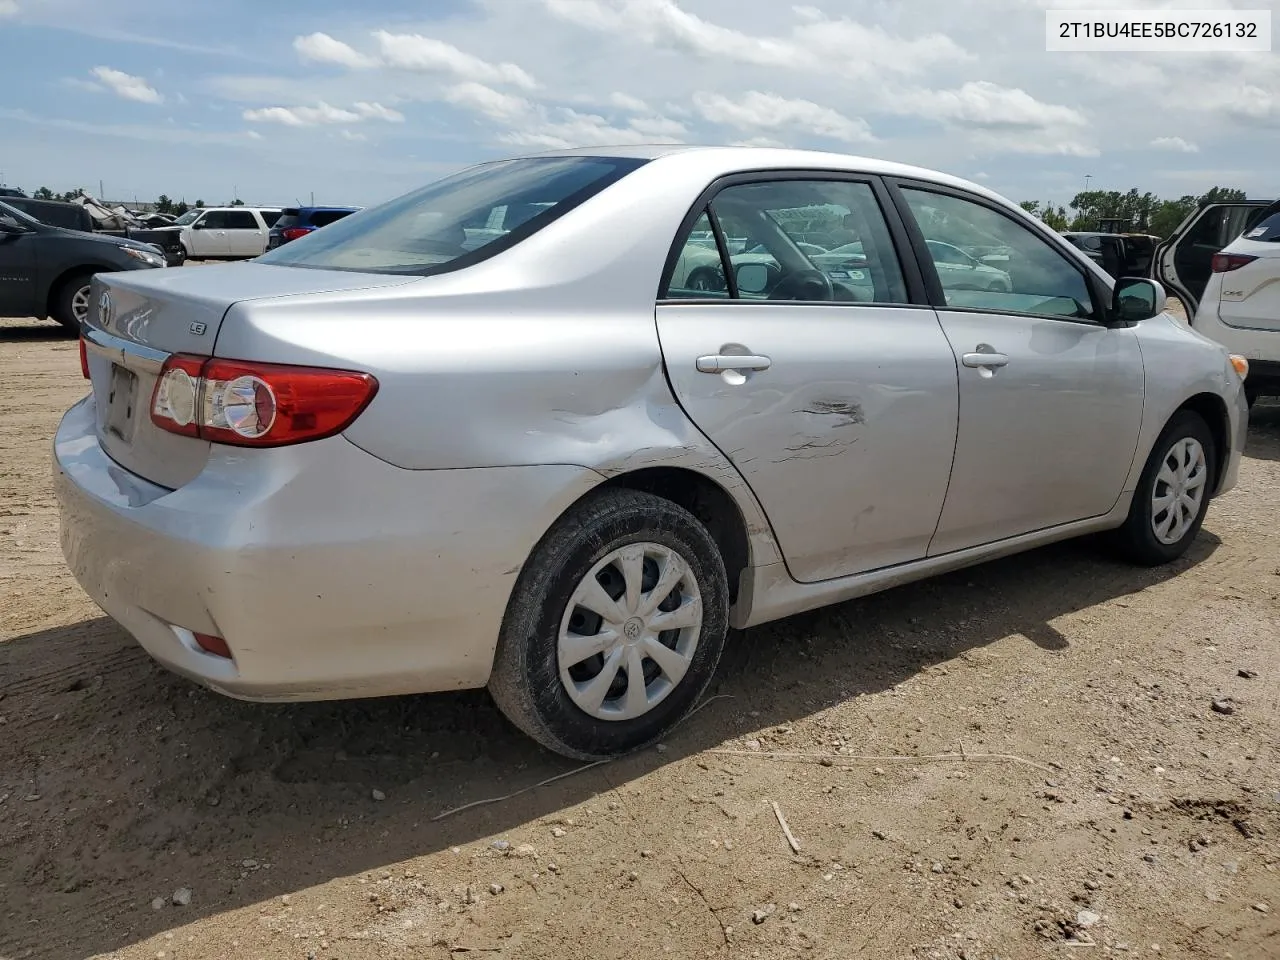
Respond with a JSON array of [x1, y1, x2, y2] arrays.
[[82, 262, 417, 489]]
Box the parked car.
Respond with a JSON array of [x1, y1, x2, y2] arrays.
[[0, 199, 165, 330], [1154, 199, 1280, 404], [149, 207, 283, 263], [55, 147, 1249, 760], [266, 206, 362, 250], [0, 186, 26, 198]]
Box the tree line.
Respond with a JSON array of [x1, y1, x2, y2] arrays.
[[1019, 186, 1247, 237], [28, 187, 246, 216]]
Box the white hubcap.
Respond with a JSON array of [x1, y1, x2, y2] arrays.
[[558, 542, 702, 722], [71, 285, 92, 323], [1151, 437, 1207, 545]]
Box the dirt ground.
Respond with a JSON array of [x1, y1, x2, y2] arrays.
[[1, 309, 1278, 960]]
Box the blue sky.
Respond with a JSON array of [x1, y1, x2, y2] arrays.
[[1, 0, 1277, 209]]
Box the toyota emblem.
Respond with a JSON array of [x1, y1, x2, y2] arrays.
[[97, 291, 112, 327]]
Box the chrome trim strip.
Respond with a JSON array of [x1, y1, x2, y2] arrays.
[[83, 325, 169, 373]]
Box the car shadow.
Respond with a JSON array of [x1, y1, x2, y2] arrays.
[[0, 532, 1220, 960], [0, 319, 74, 342], [1246, 400, 1280, 461]]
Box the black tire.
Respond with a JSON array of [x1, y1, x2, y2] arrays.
[[49, 270, 95, 332], [1244, 386, 1259, 409], [1112, 410, 1216, 566], [488, 489, 729, 760]]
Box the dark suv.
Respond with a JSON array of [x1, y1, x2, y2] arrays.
[[267, 206, 361, 249], [0, 200, 165, 331]]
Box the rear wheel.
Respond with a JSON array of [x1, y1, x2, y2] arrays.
[[488, 489, 729, 760], [1112, 410, 1215, 565], [50, 270, 95, 332]]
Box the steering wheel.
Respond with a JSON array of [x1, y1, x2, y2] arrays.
[[768, 268, 834, 302]]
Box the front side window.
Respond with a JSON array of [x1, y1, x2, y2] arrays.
[[663, 179, 908, 304], [200, 211, 230, 230], [903, 188, 1095, 320], [257, 156, 646, 275]]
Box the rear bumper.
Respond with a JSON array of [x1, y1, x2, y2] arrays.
[[53, 395, 601, 701]]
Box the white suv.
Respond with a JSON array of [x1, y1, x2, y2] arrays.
[[156, 207, 283, 262], [1156, 200, 1280, 405]]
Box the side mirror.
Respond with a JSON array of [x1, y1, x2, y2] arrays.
[[736, 262, 769, 295], [1110, 277, 1166, 324], [191, 220, 207, 229]]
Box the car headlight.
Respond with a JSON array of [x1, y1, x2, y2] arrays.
[[122, 246, 166, 268]]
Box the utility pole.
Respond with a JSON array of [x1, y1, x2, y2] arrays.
[[99, 179, 105, 200], [310, 191, 315, 206]]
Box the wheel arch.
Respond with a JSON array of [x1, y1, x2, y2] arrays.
[[595, 466, 753, 609], [1172, 391, 1231, 496], [44, 263, 107, 319]]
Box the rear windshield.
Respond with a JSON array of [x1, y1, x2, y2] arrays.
[[274, 211, 301, 230], [1240, 202, 1280, 242], [256, 156, 647, 275]]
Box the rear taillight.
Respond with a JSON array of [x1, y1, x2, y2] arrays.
[[150, 355, 378, 447], [1211, 253, 1257, 273], [281, 227, 312, 241], [79, 337, 90, 379]]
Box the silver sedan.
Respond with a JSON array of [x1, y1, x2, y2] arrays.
[[55, 146, 1251, 760]]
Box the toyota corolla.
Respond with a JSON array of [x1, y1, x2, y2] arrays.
[[55, 146, 1250, 760]]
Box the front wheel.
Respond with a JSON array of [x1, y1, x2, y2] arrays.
[[488, 489, 729, 760], [50, 270, 96, 332], [1112, 410, 1216, 566]]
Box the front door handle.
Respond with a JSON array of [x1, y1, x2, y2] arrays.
[[696, 354, 772, 374], [961, 351, 1010, 369]]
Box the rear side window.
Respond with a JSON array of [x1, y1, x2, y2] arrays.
[[662, 178, 909, 304], [257, 156, 647, 275], [226, 211, 258, 229], [1241, 202, 1280, 242], [260, 210, 283, 227], [309, 210, 355, 227]]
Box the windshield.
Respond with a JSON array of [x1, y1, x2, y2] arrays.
[[1240, 202, 1280, 242], [171, 210, 201, 226], [256, 156, 648, 275]]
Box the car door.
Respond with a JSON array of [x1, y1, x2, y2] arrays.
[[655, 175, 959, 583], [186, 211, 230, 257], [891, 181, 1146, 556], [224, 209, 265, 257], [0, 213, 36, 316], [1153, 201, 1271, 314]]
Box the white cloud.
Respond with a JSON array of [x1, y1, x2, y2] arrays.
[[445, 81, 683, 149], [294, 32, 375, 69], [0, 1, 17, 17], [374, 30, 536, 89], [899, 80, 1086, 131], [340, 129, 368, 142], [444, 82, 531, 121], [609, 92, 649, 113], [245, 130, 264, 140], [243, 102, 361, 126], [1150, 136, 1199, 153], [694, 90, 874, 144], [241, 100, 404, 127], [90, 66, 163, 105], [354, 101, 404, 122], [543, 0, 971, 80], [731, 136, 787, 148]]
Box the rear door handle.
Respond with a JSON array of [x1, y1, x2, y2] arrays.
[[961, 351, 1009, 368], [696, 354, 772, 374]]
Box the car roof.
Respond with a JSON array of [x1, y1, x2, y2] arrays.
[[520, 144, 1014, 210]]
